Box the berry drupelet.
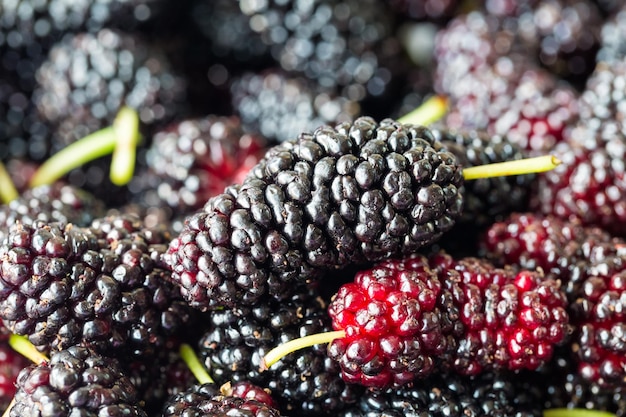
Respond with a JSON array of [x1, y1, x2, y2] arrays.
[[198, 289, 360, 416], [230, 69, 360, 144], [233, 0, 408, 103], [327, 254, 449, 388], [31, 28, 188, 206], [339, 370, 544, 417], [569, 255, 626, 388], [514, 0, 603, 87], [8, 345, 147, 417], [34, 28, 188, 150], [0, 182, 106, 243], [139, 115, 267, 216], [162, 382, 283, 417], [430, 254, 571, 375], [325, 253, 569, 389], [0, 339, 30, 410], [536, 133, 626, 238], [542, 353, 626, 416], [431, 128, 534, 227], [0, 214, 191, 357], [480, 212, 625, 299], [165, 117, 464, 310], [434, 10, 580, 154], [124, 340, 197, 416]]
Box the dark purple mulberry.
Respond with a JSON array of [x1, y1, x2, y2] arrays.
[[8, 345, 146, 417], [0, 214, 191, 357], [165, 117, 464, 310], [162, 383, 283, 417], [198, 290, 361, 416]]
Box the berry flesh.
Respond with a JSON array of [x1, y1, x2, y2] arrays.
[[8, 345, 146, 417], [165, 118, 464, 310]]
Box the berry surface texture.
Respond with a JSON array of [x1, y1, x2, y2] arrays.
[[1, 1, 626, 417]]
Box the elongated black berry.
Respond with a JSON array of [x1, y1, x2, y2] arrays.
[[165, 117, 464, 310]]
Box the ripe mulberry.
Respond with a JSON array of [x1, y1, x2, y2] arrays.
[[165, 118, 464, 310], [8, 345, 146, 417]]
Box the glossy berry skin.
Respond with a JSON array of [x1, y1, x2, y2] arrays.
[[162, 382, 283, 417], [327, 253, 570, 389], [570, 258, 626, 388], [0, 215, 191, 357], [34, 28, 187, 148], [434, 11, 579, 154], [515, 0, 603, 87], [0, 339, 30, 410], [481, 212, 625, 299], [230, 69, 360, 144], [199, 289, 361, 416], [541, 353, 626, 415], [431, 254, 570, 375], [8, 345, 146, 417], [431, 128, 534, 227], [142, 116, 267, 215], [328, 255, 446, 388], [0, 182, 106, 243], [537, 137, 626, 238], [165, 117, 464, 310]]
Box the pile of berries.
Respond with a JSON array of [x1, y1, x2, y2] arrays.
[[1, 0, 626, 416]]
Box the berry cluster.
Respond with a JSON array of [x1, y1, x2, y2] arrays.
[[1, 0, 626, 416]]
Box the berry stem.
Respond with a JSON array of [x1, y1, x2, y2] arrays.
[[0, 161, 19, 204], [8, 334, 48, 364], [397, 95, 448, 126], [110, 106, 141, 186], [28, 127, 117, 188], [179, 343, 215, 385], [261, 330, 345, 371], [543, 409, 617, 417], [462, 155, 561, 180]]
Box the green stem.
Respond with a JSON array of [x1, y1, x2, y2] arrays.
[[110, 106, 141, 186], [0, 161, 19, 204], [463, 155, 561, 180], [544, 409, 616, 417], [8, 334, 48, 364], [179, 343, 214, 385], [397, 95, 448, 126], [262, 330, 345, 370], [29, 127, 117, 188]]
